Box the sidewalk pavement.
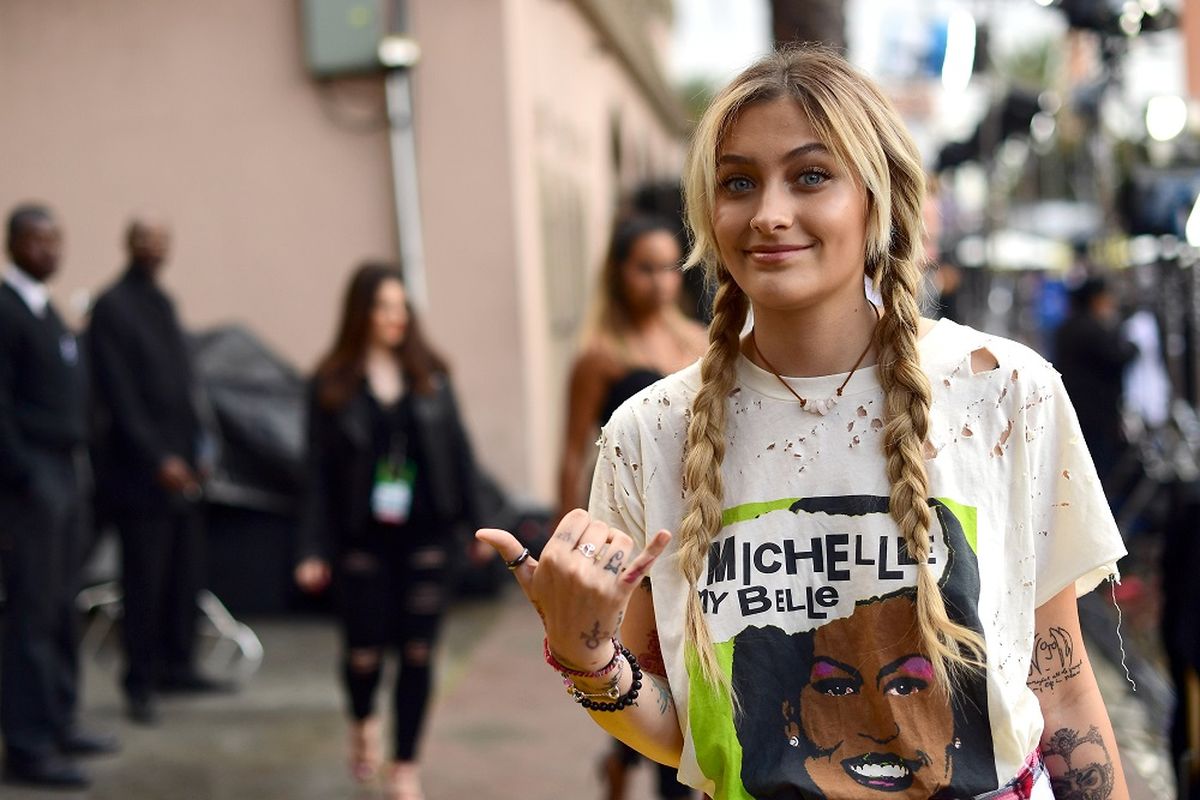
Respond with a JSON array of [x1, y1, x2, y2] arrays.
[[2, 585, 1171, 799]]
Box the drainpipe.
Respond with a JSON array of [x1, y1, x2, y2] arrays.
[[379, 0, 427, 309]]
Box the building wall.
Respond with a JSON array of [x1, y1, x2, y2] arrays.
[[411, 0, 683, 501], [0, 0, 397, 366], [0, 0, 683, 503]]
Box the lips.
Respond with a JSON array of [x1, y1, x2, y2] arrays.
[[744, 244, 811, 265], [840, 753, 924, 792]]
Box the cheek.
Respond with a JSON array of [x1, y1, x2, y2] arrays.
[[711, 203, 746, 253]]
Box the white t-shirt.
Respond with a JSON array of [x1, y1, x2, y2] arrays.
[[588, 318, 1125, 800]]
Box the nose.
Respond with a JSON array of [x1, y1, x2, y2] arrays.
[[857, 704, 901, 745], [750, 181, 792, 234]]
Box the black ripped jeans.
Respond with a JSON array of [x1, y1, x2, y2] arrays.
[[336, 524, 448, 761]]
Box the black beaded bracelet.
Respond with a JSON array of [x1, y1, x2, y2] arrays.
[[573, 645, 642, 712]]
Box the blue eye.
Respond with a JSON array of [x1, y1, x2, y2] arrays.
[[799, 170, 829, 187], [722, 176, 754, 193]]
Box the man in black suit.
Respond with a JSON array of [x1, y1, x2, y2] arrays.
[[0, 204, 118, 789], [89, 217, 216, 726]]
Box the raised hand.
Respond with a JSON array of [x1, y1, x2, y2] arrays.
[[476, 508, 671, 672]]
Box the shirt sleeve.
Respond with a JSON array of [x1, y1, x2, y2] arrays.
[[586, 412, 648, 550], [1022, 365, 1127, 607]]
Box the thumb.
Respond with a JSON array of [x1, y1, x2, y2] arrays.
[[475, 528, 538, 592]]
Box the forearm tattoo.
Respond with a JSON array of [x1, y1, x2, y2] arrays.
[[649, 674, 674, 716], [1028, 626, 1083, 693], [1042, 725, 1115, 800]]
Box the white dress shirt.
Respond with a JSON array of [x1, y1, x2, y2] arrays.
[[3, 263, 49, 318]]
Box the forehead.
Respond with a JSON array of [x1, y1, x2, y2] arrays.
[[719, 98, 822, 158], [15, 217, 59, 239], [374, 278, 406, 302], [811, 596, 918, 664]]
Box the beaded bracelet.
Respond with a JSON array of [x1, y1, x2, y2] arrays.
[[571, 645, 641, 713], [544, 636, 621, 678]]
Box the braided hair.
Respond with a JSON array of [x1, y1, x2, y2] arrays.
[[678, 45, 984, 699]]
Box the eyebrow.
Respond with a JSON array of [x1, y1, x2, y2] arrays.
[[717, 142, 831, 166], [876, 653, 932, 687], [812, 656, 862, 682]]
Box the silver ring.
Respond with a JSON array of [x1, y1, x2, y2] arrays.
[[505, 548, 531, 571], [577, 542, 597, 559]]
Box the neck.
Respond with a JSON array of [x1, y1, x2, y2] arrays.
[[746, 292, 878, 377], [366, 343, 397, 363]]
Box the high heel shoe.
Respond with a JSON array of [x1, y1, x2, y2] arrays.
[[347, 717, 382, 784]]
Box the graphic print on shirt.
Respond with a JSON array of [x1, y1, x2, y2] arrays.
[[687, 495, 998, 800]]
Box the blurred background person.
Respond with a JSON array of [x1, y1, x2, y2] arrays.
[[556, 214, 705, 800], [0, 204, 117, 789], [1054, 275, 1138, 484], [88, 217, 218, 727], [294, 263, 481, 800]]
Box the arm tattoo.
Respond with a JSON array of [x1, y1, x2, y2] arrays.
[[1027, 626, 1083, 693], [603, 551, 625, 574], [649, 675, 674, 716], [638, 630, 667, 676], [581, 621, 609, 649], [1042, 725, 1115, 800]]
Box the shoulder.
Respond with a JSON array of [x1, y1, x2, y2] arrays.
[[603, 359, 700, 437], [923, 318, 1056, 383], [88, 283, 127, 322], [574, 338, 624, 376]]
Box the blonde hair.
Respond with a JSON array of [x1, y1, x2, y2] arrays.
[[679, 45, 985, 699]]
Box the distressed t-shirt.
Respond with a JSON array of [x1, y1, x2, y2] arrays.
[[588, 318, 1126, 800]]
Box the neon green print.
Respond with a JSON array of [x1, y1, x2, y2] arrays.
[[721, 498, 801, 528], [686, 642, 752, 800], [935, 496, 978, 554]]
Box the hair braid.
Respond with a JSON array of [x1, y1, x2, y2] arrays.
[[677, 269, 748, 695], [876, 248, 986, 692]]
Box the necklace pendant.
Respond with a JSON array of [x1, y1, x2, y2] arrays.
[[807, 396, 838, 416]]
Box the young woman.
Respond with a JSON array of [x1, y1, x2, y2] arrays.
[[295, 263, 479, 800], [556, 214, 707, 800], [480, 46, 1130, 799]]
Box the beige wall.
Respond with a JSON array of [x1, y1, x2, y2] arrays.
[[1, 0, 683, 502], [0, 0, 397, 366]]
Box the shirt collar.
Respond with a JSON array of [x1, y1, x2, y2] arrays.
[[3, 263, 49, 318]]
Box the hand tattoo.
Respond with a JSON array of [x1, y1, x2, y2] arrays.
[[1027, 626, 1083, 693], [1042, 725, 1115, 800], [603, 551, 625, 575]]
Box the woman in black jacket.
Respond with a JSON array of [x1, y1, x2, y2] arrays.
[[295, 263, 479, 800]]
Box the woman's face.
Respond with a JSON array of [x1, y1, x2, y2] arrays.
[[712, 98, 871, 315], [620, 230, 683, 317], [370, 278, 409, 349], [798, 595, 955, 798]]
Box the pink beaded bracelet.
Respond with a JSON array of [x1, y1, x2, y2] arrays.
[[543, 636, 622, 678]]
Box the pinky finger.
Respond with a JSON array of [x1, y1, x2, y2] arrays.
[[620, 530, 672, 588]]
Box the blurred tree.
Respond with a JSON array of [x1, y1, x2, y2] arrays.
[[770, 0, 846, 51]]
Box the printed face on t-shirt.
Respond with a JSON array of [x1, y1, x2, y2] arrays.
[[792, 593, 955, 797]]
